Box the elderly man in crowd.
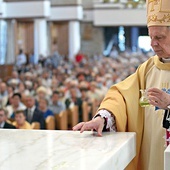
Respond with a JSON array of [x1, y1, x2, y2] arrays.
[[24, 95, 45, 129]]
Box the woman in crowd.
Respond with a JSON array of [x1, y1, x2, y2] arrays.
[[38, 98, 54, 119]]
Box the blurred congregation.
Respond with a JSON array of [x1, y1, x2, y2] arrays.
[[0, 0, 150, 130], [0, 48, 152, 130]]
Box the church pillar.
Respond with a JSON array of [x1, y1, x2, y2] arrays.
[[0, 19, 7, 64], [124, 26, 131, 50], [0, 19, 16, 64], [131, 26, 139, 52], [68, 21, 81, 61], [34, 19, 48, 64]]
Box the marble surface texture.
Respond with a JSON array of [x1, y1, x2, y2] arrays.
[[164, 144, 170, 170], [0, 129, 136, 170]]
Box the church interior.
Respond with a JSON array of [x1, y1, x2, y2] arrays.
[[0, 0, 169, 170]]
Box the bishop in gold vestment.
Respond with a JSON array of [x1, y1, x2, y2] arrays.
[[99, 56, 170, 170], [73, 0, 170, 169]]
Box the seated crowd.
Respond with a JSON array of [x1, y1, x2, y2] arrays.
[[0, 50, 151, 130]]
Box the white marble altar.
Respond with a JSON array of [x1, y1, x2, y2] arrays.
[[0, 130, 136, 170], [164, 144, 170, 170]]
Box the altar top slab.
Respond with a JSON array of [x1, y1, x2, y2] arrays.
[[0, 129, 136, 170]]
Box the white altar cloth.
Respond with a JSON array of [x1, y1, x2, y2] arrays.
[[0, 130, 136, 170]]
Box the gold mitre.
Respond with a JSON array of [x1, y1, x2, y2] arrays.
[[147, 0, 170, 27]]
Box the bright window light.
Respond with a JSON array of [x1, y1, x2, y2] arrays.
[[138, 36, 152, 52]]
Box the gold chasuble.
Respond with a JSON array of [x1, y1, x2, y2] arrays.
[[98, 56, 170, 170]]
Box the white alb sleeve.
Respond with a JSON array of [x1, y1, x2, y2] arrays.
[[94, 109, 117, 132]]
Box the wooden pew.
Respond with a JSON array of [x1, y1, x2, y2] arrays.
[[46, 116, 55, 130], [31, 122, 40, 129], [0, 64, 13, 82], [92, 99, 98, 117], [82, 101, 89, 122], [67, 106, 78, 128], [55, 110, 68, 130]]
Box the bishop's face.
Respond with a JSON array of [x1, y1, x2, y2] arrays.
[[148, 26, 170, 59]]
